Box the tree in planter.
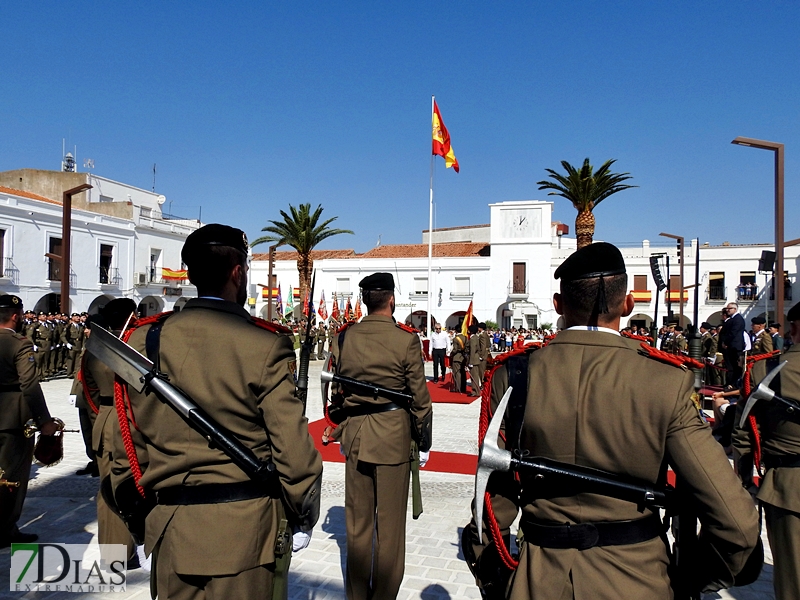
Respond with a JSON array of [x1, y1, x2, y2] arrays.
[[253, 203, 353, 305], [537, 158, 636, 249]]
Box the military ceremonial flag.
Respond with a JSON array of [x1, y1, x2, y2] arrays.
[[285, 288, 294, 316], [275, 285, 283, 316], [461, 300, 474, 336], [318, 291, 328, 320], [432, 100, 459, 173], [355, 295, 362, 321], [344, 297, 353, 321], [331, 292, 340, 321], [303, 291, 311, 317]]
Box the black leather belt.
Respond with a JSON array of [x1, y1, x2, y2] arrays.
[[764, 455, 800, 470], [156, 480, 273, 506], [98, 396, 114, 407], [340, 401, 404, 418], [0, 384, 21, 393], [520, 513, 663, 550]]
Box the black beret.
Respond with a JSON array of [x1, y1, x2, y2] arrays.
[[788, 302, 800, 322], [751, 316, 766, 325], [479, 322, 487, 329], [71, 313, 79, 317], [674, 325, 683, 332], [700, 322, 713, 330], [182, 224, 249, 265], [359, 272, 394, 291], [554, 242, 626, 281], [38, 311, 45, 316], [769, 322, 781, 329], [468, 323, 479, 334], [100, 298, 137, 330], [0, 295, 22, 309]]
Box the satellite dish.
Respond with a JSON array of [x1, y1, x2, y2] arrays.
[[157, 195, 166, 205]]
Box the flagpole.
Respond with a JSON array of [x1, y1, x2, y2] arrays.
[[427, 95, 435, 341]]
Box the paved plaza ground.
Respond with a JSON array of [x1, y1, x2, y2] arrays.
[[0, 360, 776, 599]]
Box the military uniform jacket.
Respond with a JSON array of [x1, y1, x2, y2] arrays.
[[507, 330, 758, 600], [468, 334, 482, 366], [332, 314, 432, 464], [0, 329, 50, 430], [701, 332, 713, 358], [752, 329, 774, 355], [84, 352, 117, 455], [63, 323, 84, 352], [112, 299, 322, 575], [479, 331, 491, 361], [735, 344, 800, 513], [450, 333, 467, 359], [30, 322, 53, 349]]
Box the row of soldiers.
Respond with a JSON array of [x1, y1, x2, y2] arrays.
[[297, 321, 335, 358], [449, 322, 491, 396], [21, 310, 88, 380]]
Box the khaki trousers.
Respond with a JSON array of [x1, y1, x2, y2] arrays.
[[96, 450, 136, 560], [765, 503, 800, 600], [0, 432, 33, 537], [345, 437, 410, 600]]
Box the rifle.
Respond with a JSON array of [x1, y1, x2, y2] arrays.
[[296, 272, 316, 415]]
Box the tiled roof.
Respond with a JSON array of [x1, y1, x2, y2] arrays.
[[359, 242, 490, 258], [421, 224, 489, 233], [253, 249, 357, 261], [0, 186, 61, 206]]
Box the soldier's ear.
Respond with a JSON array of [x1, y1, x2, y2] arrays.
[[553, 293, 564, 315], [621, 293, 635, 317]]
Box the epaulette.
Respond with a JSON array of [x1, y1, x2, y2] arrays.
[[396, 322, 417, 335], [337, 321, 356, 334], [251, 316, 291, 335], [482, 344, 539, 397], [637, 342, 704, 370]]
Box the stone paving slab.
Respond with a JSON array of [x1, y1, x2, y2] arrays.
[[0, 361, 776, 599]]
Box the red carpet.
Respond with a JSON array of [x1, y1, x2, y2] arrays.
[[427, 373, 479, 405], [308, 418, 478, 475]]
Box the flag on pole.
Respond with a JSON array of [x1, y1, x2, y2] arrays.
[[344, 297, 353, 321], [331, 292, 340, 321], [318, 291, 328, 320], [275, 285, 283, 316], [355, 295, 362, 321], [432, 100, 459, 173], [285, 288, 294, 317], [303, 291, 311, 318], [461, 301, 474, 336]]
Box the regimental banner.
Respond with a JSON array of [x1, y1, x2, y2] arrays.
[[10, 543, 127, 592]]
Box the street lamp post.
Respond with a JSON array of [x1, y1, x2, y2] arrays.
[[732, 137, 785, 324], [60, 183, 92, 314], [660, 232, 685, 325]]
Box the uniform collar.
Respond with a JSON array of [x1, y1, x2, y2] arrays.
[[566, 325, 621, 336], [183, 297, 251, 320]]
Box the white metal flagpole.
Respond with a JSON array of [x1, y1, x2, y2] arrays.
[[427, 95, 435, 340]]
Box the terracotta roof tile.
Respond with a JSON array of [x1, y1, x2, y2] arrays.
[[359, 242, 490, 258], [253, 249, 357, 261], [0, 186, 61, 206]]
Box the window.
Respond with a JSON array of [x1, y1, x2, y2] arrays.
[[99, 194, 113, 203], [525, 314, 538, 329], [512, 263, 526, 293], [633, 275, 648, 291], [336, 278, 350, 295], [737, 272, 757, 301], [709, 272, 725, 300], [414, 278, 428, 295], [100, 244, 113, 284], [669, 275, 680, 292], [150, 249, 162, 282], [453, 277, 471, 295], [141, 207, 152, 218], [48, 237, 62, 281]]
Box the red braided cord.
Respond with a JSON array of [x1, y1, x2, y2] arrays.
[[484, 491, 519, 569], [621, 331, 654, 344], [250, 316, 291, 335], [638, 343, 705, 370], [741, 353, 776, 480], [77, 354, 99, 415]]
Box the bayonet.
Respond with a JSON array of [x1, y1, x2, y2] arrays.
[[86, 325, 275, 482], [739, 361, 799, 427], [474, 386, 671, 541]]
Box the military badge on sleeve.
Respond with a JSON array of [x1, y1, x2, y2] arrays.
[[288, 360, 297, 383]]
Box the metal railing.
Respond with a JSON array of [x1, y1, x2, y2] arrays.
[[100, 267, 122, 286], [3, 257, 18, 285], [707, 284, 726, 301], [736, 284, 758, 302], [508, 280, 529, 296]]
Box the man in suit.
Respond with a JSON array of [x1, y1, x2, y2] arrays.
[[110, 225, 322, 599], [331, 272, 432, 600], [734, 302, 800, 599], [0, 295, 58, 547], [720, 302, 746, 383], [475, 242, 759, 600]]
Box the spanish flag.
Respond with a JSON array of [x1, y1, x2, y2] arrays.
[[461, 301, 474, 336], [162, 267, 188, 281], [432, 100, 459, 173]]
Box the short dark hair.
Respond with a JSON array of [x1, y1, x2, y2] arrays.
[[0, 306, 22, 324], [186, 246, 246, 296], [363, 290, 393, 312], [561, 274, 628, 323]]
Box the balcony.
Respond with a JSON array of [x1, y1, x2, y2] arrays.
[[769, 282, 793, 302], [100, 266, 122, 287], [508, 280, 529, 300], [707, 284, 726, 303], [450, 291, 474, 300], [2, 257, 19, 285], [630, 290, 652, 303], [666, 290, 689, 303], [736, 284, 758, 303], [409, 291, 428, 300]]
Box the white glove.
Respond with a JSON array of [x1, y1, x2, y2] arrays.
[[67, 343, 72, 350], [135, 544, 151, 572], [33, 345, 38, 351], [69, 394, 77, 406], [419, 451, 430, 468], [292, 530, 312, 552]]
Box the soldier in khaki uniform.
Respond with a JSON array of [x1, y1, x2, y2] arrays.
[[468, 324, 483, 397], [750, 315, 774, 385], [84, 299, 139, 563], [734, 302, 800, 599], [0, 295, 58, 547], [450, 328, 468, 394], [110, 224, 322, 599], [29, 312, 53, 380], [331, 272, 432, 600], [478, 243, 759, 599], [63, 312, 85, 378], [672, 325, 688, 355]]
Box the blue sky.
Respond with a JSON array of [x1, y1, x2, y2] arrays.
[[2, 2, 799, 253]]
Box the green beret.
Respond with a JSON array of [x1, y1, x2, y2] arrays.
[[182, 224, 249, 265], [554, 242, 626, 281], [0, 295, 22, 309], [359, 272, 394, 291]]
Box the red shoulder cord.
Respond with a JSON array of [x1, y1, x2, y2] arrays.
[[396, 322, 418, 334], [638, 343, 705, 370], [250, 316, 292, 335], [77, 353, 99, 415], [113, 312, 173, 498], [743, 349, 781, 480], [477, 345, 545, 571], [621, 331, 654, 344]]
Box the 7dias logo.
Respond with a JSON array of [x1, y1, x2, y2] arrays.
[[10, 544, 127, 593]]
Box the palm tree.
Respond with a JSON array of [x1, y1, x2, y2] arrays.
[[537, 158, 636, 249], [253, 203, 353, 303]]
